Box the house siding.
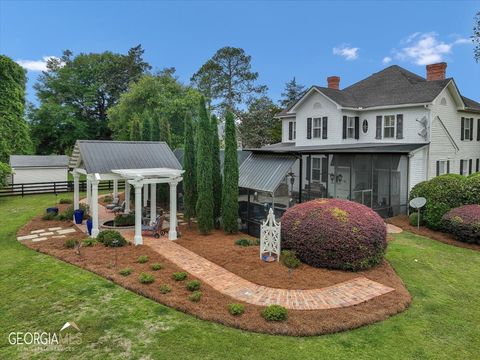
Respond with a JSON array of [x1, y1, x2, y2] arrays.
[[10, 167, 68, 184]]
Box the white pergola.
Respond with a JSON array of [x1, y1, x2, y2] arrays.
[[71, 167, 183, 245]]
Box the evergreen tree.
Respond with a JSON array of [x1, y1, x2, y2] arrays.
[[279, 77, 305, 108], [159, 117, 172, 145], [183, 112, 197, 227], [222, 111, 239, 233], [130, 114, 141, 141], [151, 116, 161, 141], [195, 97, 214, 234], [474, 12, 480, 62], [142, 115, 152, 141], [211, 114, 222, 224]]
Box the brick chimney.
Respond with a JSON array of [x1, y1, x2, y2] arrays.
[[327, 76, 340, 90], [426, 62, 447, 81]]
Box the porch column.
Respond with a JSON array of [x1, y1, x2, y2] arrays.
[[168, 180, 179, 240], [134, 182, 143, 245], [124, 180, 130, 213], [86, 178, 91, 208], [91, 179, 100, 238], [73, 172, 80, 217], [113, 179, 118, 200], [143, 185, 148, 207], [150, 183, 156, 224]]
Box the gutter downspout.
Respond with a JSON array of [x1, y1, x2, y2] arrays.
[[424, 104, 431, 180]]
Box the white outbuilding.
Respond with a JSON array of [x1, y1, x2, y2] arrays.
[[9, 155, 69, 184]]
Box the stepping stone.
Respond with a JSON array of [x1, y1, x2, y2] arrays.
[[39, 232, 54, 236], [57, 228, 76, 235], [48, 227, 63, 231], [52, 235, 66, 239], [17, 234, 38, 241], [30, 229, 45, 234], [32, 237, 48, 242]]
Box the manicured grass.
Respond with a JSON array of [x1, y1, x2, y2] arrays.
[[0, 193, 480, 358]]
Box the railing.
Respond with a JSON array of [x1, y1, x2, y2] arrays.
[[0, 180, 125, 197]]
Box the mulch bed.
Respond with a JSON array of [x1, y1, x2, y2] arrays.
[[387, 215, 480, 252], [18, 215, 411, 336]]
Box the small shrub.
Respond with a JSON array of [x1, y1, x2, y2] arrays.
[[159, 284, 171, 294], [188, 291, 202, 302], [138, 272, 155, 284], [103, 195, 113, 204], [137, 255, 149, 264], [465, 174, 480, 205], [234, 238, 259, 247], [59, 198, 73, 204], [228, 303, 245, 316], [58, 203, 89, 222], [261, 305, 288, 322], [150, 263, 163, 271], [408, 212, 422, 226], [186, 280, 201, 291], [82, 238, 97, 247], [172, 272, 187, 281], [97, 230, 126, 247], [119, 268, 132, 276], [42, 212, 56, 221], [442, 205, 480, 244], [280, 250, 301, 269], [114, 213, 136, 226], [64, 239, 78, 249]]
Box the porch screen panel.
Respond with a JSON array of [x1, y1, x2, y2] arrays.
[[352, 155, 372, 208]]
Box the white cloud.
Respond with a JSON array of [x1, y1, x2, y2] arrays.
[[394, 32, 470, 65], [332, 45, 359, 60], [16, 56, 61, 71], [382, 56, 392, 64]]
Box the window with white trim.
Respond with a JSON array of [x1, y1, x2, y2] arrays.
[[464, 120, 471, 140], [313, 117, 322, 138], [312, 157, 321, 182], [347, 117, 355, 139], [460, 159, 469, 176], [384, 115, 395, 138], [438, 160, 448, 175]]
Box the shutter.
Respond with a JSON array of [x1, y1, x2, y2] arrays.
[[436, 161, 440, 176], [396, 114, 404, 139], [322, 117, 328, 139], [288, 122, 293, 140], [376, 116, 382, 139], [469, 159, 473, 174], [447, 160, 450, 174], [342, 116, 347, 139], [476, 158, 479, 172], [470, 118, 474, 140], [477, 119, 480, 141], [461, 117, 465, 140], [460, 160, 464, 175], [307, 118, 312, 139], [306, 156, 311, 181], [321, 157, 328, 183], [354, 116, 360, 139]]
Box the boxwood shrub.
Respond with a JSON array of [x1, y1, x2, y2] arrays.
[[97, 230, 127, 247], [186, 280, 201, 291], [228, 303, 245, 316], [280, 250, 301, 269], [114, 213, 135, 227], [261, 305, 288, 321], [138, 272, 155, 284], [281, 199, 386, 271], [441, 205, 480, 244]]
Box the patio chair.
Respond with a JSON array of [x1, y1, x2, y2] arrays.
[[105, 197, 120, 210], [142, 215, 166, 238], [112, 201, 126, 215]]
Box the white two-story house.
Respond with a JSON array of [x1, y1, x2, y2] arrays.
[[238, 62, 480, 234]]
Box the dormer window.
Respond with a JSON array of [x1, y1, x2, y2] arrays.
[[288, 121, 296, 140], [384, 115, 396, 138], [313, 118, 322, 138]]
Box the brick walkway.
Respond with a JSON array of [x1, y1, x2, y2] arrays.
[[143, 237, 395, 310]]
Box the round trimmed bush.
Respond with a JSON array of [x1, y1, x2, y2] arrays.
[[281, 199, 386, 271], [441, 205, 480, 244], [408, 212, 422, 226], [97, 230, 127, 247], [261, 305, 287, 321], [465, 173, 480, 205]]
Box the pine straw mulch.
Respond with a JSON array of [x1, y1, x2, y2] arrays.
[[18, 217, 411, 336], [387, 215, 480, 252]]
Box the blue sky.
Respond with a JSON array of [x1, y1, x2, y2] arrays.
[[1, 0, 479, 105]]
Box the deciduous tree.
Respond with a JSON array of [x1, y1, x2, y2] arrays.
[[222, 111, 239, 233], [474, 12, 480, 62], [142, 115, 152, 141], [130, 114, 141, 141]]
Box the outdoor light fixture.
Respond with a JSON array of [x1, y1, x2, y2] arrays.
[[288, 172, 295, 186], [337, 174, 343, 183], [330, 173, 335, 182]]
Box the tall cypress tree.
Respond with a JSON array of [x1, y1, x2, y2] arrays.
[[183, 112, 197, 227], [222, 111, 239, 233], [142, 116, 152, 141], [195, 97, 214, 234], [211, 114, 222, 225], [159, 117, 172, 146], [151, 116, 160, 141], [130, 114, 141, 141]]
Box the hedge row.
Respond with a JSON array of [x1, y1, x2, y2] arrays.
[[442, 205, 480, 244]]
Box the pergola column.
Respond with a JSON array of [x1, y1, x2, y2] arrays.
[[72, 172, 80, 218], [134, 183, 143, 245], [125, 180, 130, 213], [91, 179, 100, 238], [86, 178, 91, 208], [169, 180, 179, 240], [113, 179, 118, 200], [150, 183, 157, 224], [143, 185, 148, 207]]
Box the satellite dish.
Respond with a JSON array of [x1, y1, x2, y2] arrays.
[[410, 197, 426, 209]]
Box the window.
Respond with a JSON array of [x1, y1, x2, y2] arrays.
[[312, 157, 321, 182], [460, 159, 469, 176], [464, 119, 471, 140], [313, 117, 322, 138], [437, 160, 448, 176], [362, 119, 368, 134], [288, 121, 296, 140], [347, 117, 355, 138], [384, 115, 395, 138]]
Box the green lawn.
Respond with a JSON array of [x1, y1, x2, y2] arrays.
[[0, 194, 479, 359]]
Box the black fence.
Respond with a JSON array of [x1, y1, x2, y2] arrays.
[[0, 180, 125, 198]]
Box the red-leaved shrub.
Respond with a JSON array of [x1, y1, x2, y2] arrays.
[[281, 199, 387, 271], [441, 205, 480, 244]]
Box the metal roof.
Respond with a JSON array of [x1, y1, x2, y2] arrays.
[[239, 153, 297, 193], [71, 140, 181, 174], [10, 155, 69, 168], [251, 142, 428, 154]]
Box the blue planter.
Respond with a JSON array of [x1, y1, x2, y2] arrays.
[[73, 209, 84, 224], [86, 218, 93, 235]]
